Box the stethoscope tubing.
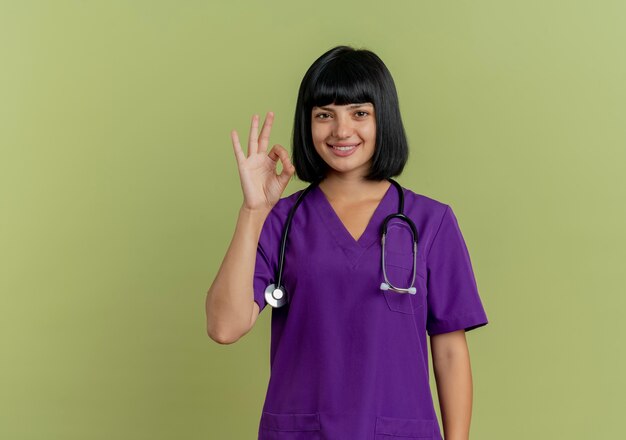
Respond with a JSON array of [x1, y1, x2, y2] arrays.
[[265, 178, 418, 308]]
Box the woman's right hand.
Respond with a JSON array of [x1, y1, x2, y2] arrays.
[[231, 111, 296, 213]]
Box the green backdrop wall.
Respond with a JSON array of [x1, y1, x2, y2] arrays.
[[1, 1, 624, 438]]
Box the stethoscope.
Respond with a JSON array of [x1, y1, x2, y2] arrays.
[[264, 177, 419, 308]]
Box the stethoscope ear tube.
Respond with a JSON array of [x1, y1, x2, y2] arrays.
[[380, 230, 419, 295], [380, 283, 417, 294], [379, 179, 419, 295]]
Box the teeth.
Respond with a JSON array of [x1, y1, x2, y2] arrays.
[[332, 145, 357, 151]]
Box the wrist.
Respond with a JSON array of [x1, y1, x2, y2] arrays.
[[239, 204, 271, 217]]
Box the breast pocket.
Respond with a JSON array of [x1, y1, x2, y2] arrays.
[[375, 415, 435, 439], [382, 250, 427, 315], [259, 411, 322, 440]]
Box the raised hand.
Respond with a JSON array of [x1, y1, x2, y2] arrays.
[[231, 111, 296, 212]]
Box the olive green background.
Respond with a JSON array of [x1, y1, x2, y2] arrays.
[[1, 1, 624, 438]]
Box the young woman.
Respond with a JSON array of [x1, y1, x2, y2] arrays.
[[206, 45, 488, 440]]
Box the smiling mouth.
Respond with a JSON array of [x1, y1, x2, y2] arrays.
[[327, 143, 360, 151]]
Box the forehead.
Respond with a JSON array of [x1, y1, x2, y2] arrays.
[[312, 102, 374, 110]]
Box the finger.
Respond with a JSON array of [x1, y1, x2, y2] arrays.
[[248, 114, 259, 156], [267, 144, 280, 163], [231, 129, 245, 164], [277, 150, 295, 186], [257, 111, 274, 154], [270, 145, 295, 177]]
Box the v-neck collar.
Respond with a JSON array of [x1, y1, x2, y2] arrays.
[[311, 181, 397, 268]]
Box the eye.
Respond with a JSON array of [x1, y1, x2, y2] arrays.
[[314, 113, 331, 120], [355, 111, 369, 117]]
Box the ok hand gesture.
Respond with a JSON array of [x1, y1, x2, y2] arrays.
[[231, 112, 295, 212]]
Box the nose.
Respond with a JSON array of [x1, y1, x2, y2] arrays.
[[332, 113, 354, 139]]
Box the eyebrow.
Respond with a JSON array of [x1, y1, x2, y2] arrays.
[[315, 103, 373, 111]]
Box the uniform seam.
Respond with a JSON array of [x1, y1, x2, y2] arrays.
[[425, 204, 450, 261], [427, 311, 488, 334]]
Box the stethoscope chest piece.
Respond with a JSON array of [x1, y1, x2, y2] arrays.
[[265, 283, 288, 308]]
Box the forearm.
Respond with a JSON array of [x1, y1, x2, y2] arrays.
[[431, 332, 473, 440], [205, 204, 270, 343]]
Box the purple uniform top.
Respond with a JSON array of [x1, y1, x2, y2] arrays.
[[253, 183, 488, 440]]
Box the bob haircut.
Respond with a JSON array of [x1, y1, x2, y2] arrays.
[[292, 45, 409, 183]]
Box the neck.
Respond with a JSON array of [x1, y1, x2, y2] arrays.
[[318, 175, 392, 203]]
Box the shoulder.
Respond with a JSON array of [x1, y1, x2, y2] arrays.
[[256, 188, 304, 253], [271, 187, 304, 213], [400, 186, 450, 220], [262, 187, 308, 230], [398, 186, 462, 256]]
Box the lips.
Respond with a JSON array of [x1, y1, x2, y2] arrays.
[[327, 142, 360, 149], [327, 142, 360, 157]]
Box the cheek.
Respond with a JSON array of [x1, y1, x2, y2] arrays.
[[361, 122, 376, 141], [311, 132, 322, 144], [311, 126, 330, 147]]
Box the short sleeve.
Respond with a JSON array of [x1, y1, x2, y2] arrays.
[[425, 205, 489, 336], [253, 211, 279, 315]]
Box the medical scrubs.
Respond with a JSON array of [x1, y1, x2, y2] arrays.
[[253, 183, 488, 440]]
